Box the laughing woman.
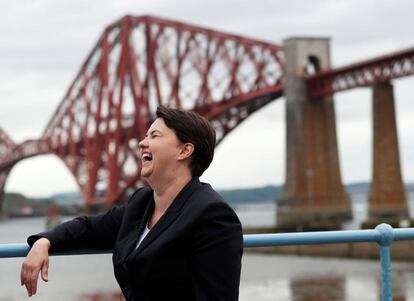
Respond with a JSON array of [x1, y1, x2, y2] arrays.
[[20, 106, 243, 301]]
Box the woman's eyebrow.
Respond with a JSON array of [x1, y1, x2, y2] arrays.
[[148, 129, 162, 135]]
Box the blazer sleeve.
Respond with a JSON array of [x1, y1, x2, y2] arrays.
[[27, 203, 125, 252], [189, 201, 243, 301]]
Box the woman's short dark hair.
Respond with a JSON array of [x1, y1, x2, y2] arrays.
[[156, 106, 216, 177]]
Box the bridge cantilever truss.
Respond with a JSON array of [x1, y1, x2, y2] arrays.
[[307, 47, 414, 97], [1, 15, 413, 209], [0, 15, 284, 206], [0, 127, 16, 208]]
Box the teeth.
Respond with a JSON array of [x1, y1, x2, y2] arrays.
[[142, 153, 152, 161]]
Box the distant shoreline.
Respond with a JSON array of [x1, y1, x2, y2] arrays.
[[4, 182, 414, 218]]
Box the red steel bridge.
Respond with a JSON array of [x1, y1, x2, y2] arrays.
[[0, 15, 413, 225]]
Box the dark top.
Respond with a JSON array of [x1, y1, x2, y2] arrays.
[[28, 178, 243, 301]]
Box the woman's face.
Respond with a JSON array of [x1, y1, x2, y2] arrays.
[[138, 118, 183, 181]]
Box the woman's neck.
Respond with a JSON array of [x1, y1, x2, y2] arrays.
[[150, 173, 193, 213]]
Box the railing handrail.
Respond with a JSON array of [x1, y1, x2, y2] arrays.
[[1, 223, 410, 301]]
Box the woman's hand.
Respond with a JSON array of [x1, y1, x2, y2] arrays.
[[20, 238, 51, 297]]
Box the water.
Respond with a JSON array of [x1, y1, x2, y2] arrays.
[[2, 193, 414, 301], [234, 192, 414, 229], [241, 254, 414, 301]]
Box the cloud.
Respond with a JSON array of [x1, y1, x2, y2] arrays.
[[5, 155, 78, 197], [1, 0, 414, 197], [0, 70, 70, 141], [202, 101, 286, 189]]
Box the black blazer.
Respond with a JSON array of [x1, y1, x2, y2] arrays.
[[28, 178, 243, 301]]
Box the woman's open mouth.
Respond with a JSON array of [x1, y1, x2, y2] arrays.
[[142, 153, 153, 163]]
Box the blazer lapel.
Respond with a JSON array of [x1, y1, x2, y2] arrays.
[[126, 177, 202, 259], [137, 197, 155, 231], [118, 188, 154, 260], [133, 210, 181, 255]]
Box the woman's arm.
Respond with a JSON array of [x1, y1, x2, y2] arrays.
[[21, 203, 125, 297], [28, 204, 126, 252]]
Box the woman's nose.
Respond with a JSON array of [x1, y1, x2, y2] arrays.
[[138, 138, 148, 149]]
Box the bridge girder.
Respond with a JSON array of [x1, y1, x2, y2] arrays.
[[307, 47, 414, 97], [1, 15, 413, 209], [0, 15, 284, 206]]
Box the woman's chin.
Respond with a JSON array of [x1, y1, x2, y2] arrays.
[[140, 167, 152, 179]]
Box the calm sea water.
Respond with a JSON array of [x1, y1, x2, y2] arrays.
[[235, 192, 414, 229], [1, 193, 414, 301]]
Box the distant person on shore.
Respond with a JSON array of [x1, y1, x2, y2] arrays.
[[20, 106, 243, 300], [45, 205, 61, 231]]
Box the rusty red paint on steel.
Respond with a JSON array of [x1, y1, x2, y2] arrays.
[[0, 15, 284, 207], [0, 127, 15, 156], [307, 47, 414, 98], [2, 15, 414, 207]]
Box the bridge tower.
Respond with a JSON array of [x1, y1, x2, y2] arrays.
[[0, 169, 11, 219], [277, 37, 352, 229], [0, 127, 15, 219], [368, 82, 408, 220]]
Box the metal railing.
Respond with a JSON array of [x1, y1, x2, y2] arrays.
[[1, 223, 413, 301]]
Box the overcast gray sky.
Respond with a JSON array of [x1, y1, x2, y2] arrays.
[[1, 0, 414, 197]]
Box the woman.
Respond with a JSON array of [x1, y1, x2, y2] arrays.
[[20, 106, 243, 301]]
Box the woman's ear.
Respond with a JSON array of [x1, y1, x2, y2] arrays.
[[178, 143, 194, 161]]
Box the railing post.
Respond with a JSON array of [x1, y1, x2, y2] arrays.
[[375, 223, 395, 301]]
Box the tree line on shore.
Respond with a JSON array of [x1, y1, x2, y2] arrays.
[[3, 182, 414, 217]]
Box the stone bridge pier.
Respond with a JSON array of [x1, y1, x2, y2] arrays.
[[368, 82, 408, 221], [277, 37, 352, 229]]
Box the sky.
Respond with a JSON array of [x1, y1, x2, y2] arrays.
[[1, 0, 414, 197]]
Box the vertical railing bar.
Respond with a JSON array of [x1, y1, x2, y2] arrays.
[[379, 244, 392, 301], [375, 223, 395, 301]]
